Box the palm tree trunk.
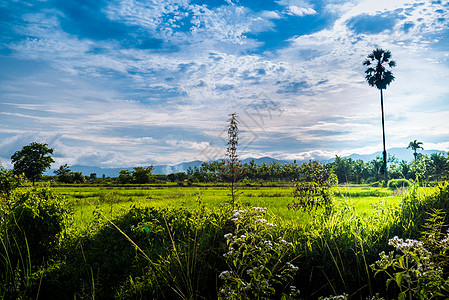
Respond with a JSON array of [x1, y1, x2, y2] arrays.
[[380, 89, 388, 184]]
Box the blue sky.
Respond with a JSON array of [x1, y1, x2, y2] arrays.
[[1, 0, 449, 168]]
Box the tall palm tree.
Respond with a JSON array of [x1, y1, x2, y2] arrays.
[[364, 48, 396, 184], [407, 139, 424, 161]]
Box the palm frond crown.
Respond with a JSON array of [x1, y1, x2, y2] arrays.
[[364, 48, 396, 90]]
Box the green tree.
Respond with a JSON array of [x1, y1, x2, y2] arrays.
[[407, 139, 424, 161], [364, 48, 396, 185], [132, 166, 155, 184], [409, 154, 432, 182], [332, 155, 353, 183], [11, 142, 54, 185], [72, 171, 85, 183], [54, 164, 73, 183], [117, 169, 133, 184], [429, 152, 447, 181]]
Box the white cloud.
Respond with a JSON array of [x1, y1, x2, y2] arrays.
[[261, 10, 282, 19], [287, 6, 317, 17], [165, 140, 211, 151]]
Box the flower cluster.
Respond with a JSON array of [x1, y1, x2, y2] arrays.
[[371, 232, 449, 299], [218, 207, 299, 299], [388, 236, 424, 251]]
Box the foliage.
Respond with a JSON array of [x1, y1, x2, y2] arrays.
[[54, 164, 86, 183], [430, 153, 447, 181], [371, 210, 449, 299], [289, 161, 338, 212], [407, 140, 424, 161], [117, 166, 155, 184], [0, 167, 24, 199], [363, 48, 396, 90], [219, 207, 300, 299], [1, 179, 70, 298], [388, 179, 412, 189], [161, 151, 449, 185], [52, 205, 228, 299], [10, 142, 54, 185], [132, 166, 155, 184], [2, 186, 70, 265]]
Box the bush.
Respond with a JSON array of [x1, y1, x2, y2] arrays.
[[387, 179, 412, 189], [2, 186, 69, 264], [1, 185, 70, 298]]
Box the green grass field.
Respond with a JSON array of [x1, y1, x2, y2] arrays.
[[51, 184, 406, 230]]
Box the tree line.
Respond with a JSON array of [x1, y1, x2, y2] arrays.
[[5, 142, 449, 185], [177, 152, 449, 184]]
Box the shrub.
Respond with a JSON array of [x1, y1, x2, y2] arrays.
[[1, 185, 70, 299], [2, 186, 69, 264], [388, 179, 412, 189], [0, 167, 24, 199]]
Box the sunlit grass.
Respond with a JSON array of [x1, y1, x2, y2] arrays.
[[49, 184, 412, 230]]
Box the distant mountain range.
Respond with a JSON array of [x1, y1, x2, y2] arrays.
[[46, 147, 446, 177]]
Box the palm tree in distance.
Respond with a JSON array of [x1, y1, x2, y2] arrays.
[[407, 140, 424, 161], [364, 48, 396, 185]]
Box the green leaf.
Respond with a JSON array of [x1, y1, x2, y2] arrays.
[[398, 256, 405, 269], [398, 291, 406, 300], [395, 272, 403, 286], [409, 252, 419, 263]]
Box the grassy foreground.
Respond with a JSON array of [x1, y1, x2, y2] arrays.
[[2, 182, 449, 299]]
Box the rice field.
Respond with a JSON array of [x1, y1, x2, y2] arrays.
[[50, 183, 405, 229]]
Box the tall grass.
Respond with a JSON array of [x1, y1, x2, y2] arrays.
[[0, 229, 33, 299]]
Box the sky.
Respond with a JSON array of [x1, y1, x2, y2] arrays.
[[1, 0, 449, 169]]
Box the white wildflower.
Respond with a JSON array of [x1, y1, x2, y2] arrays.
[[264, 240, 273, 249], [255, 218, 267, 224], [253, 207, 267, 213], [219, 270, 232, 280], [287, 262, 299, 270], [388, 236, 424, 251], [223, 249, 234, 258], [290, 285, 300, 295], [278, 237, 292, 246], [224, 233, 233, 239], [232, 209, 246, 219]]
